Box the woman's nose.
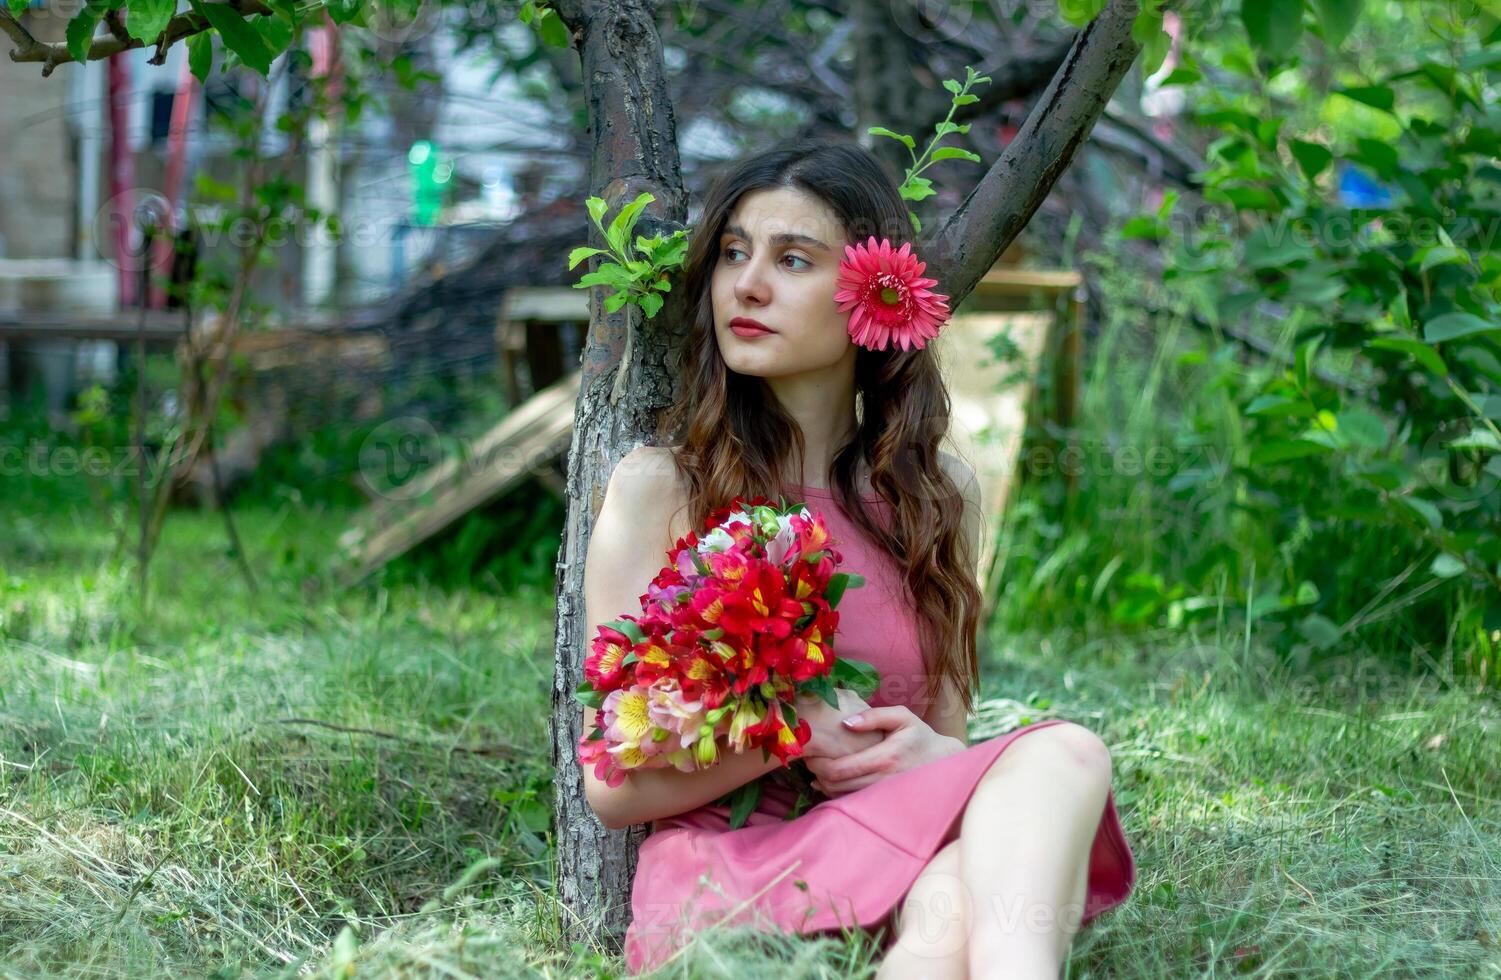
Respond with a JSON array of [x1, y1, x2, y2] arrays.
[[733, 257, 770, 305]]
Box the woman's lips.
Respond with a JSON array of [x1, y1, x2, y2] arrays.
[[729, 318, 774, 338]]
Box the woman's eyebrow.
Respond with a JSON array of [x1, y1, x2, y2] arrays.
[[723, 223, 832, 252]]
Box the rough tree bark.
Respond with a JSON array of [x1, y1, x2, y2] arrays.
[[547, 0, 1142, 952], [546, 0, 696, 950]]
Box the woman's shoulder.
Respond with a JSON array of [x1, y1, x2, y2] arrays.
[[613, 445, 686, 494], [607, 445, 694, 541]]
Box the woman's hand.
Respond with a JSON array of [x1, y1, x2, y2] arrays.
[[803, 705, 966, 797], [793, 688, 883, 759]]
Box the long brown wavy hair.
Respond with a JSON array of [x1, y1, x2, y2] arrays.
[[659, 137, 982, 716]]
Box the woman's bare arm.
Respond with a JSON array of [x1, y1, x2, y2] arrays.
[[579, 446, 787, 831]]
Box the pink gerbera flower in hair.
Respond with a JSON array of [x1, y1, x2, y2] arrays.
[[834, 236, 952, 352]]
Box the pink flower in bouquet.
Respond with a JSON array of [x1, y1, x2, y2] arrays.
[[645, 680, 706, 744], [579, 734, 624, 788], [835, 236, 952, 352], [764, 515, 801, 565], [598, 686, 653, 770]]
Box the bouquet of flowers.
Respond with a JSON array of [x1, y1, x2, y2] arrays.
[[575, 495, 880, 828]]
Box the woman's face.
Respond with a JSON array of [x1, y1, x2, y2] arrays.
[[711, 187, 855, 379]]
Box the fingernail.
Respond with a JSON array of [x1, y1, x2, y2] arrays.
[[842, 715, 861, 727]]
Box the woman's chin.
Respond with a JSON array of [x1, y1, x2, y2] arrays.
[[721, 350, 782, 378]]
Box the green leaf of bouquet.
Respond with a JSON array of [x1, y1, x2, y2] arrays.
[[798, 675, 836, 709], [825, 572, 850, 608], [608, 618, 645, 643], [726, 781, 761, 830], [831, 657, 881, 698], [639, 291, 663, 319], [574, 684, 604, 708]]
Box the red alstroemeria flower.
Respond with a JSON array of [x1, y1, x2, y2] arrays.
[[628, 635, 677, 687], [746, 702, 812, 764], [835, 236, 952, 352], [716, 563, 804, 639], [584, 625, 635, 692]]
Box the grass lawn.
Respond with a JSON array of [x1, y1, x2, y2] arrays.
[[2, 480, 1498, 977]]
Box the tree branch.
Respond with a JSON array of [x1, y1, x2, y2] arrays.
[[948, 35, 1075, 125], [3, 0, 271, 77], [924, 0, 1143, 306]]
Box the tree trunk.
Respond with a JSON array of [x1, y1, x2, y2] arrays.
[[547, 0, 1143, 954], [547, 0, 692, 951]]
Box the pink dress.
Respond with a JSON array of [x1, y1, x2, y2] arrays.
[[622, 483, 1136, 973]]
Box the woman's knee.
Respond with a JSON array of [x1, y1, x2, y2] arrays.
[[984, 721, 1114, 788]]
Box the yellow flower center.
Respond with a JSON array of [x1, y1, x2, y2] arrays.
[[617, 691, 653, 742]]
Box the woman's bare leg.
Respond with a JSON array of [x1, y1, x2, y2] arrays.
[[958, 723, 1113, 978], [875, 839, 969, 980]]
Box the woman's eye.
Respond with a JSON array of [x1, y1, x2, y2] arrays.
[[720, 246, 810, 271]]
